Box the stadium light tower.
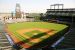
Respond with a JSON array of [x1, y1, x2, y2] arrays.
[[50, 0, 64, 9]]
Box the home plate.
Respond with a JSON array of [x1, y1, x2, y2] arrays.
[[34, 33, 38, 35]]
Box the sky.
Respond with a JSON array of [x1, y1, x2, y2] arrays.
[[0, 0, 75, 13]]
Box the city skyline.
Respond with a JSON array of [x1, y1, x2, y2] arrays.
[[0, 0, 75, 13]]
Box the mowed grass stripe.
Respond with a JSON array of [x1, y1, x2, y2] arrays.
[[13, 32, 35, 46], [14, 32, 27, 41]]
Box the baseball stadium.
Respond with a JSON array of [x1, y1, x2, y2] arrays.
[[0, 2, 75, 50]]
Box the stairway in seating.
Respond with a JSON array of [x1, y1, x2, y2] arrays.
[[0, 33, 14, 50]]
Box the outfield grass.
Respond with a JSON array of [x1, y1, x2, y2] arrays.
[[7, 22, 68, 33], [7, 22, 68, 48]]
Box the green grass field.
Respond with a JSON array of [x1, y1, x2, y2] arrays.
[[7, 22, 68, 48], [7, 22, 68, 32]]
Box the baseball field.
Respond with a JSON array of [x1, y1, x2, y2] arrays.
[[6, 22, 68, 48]]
